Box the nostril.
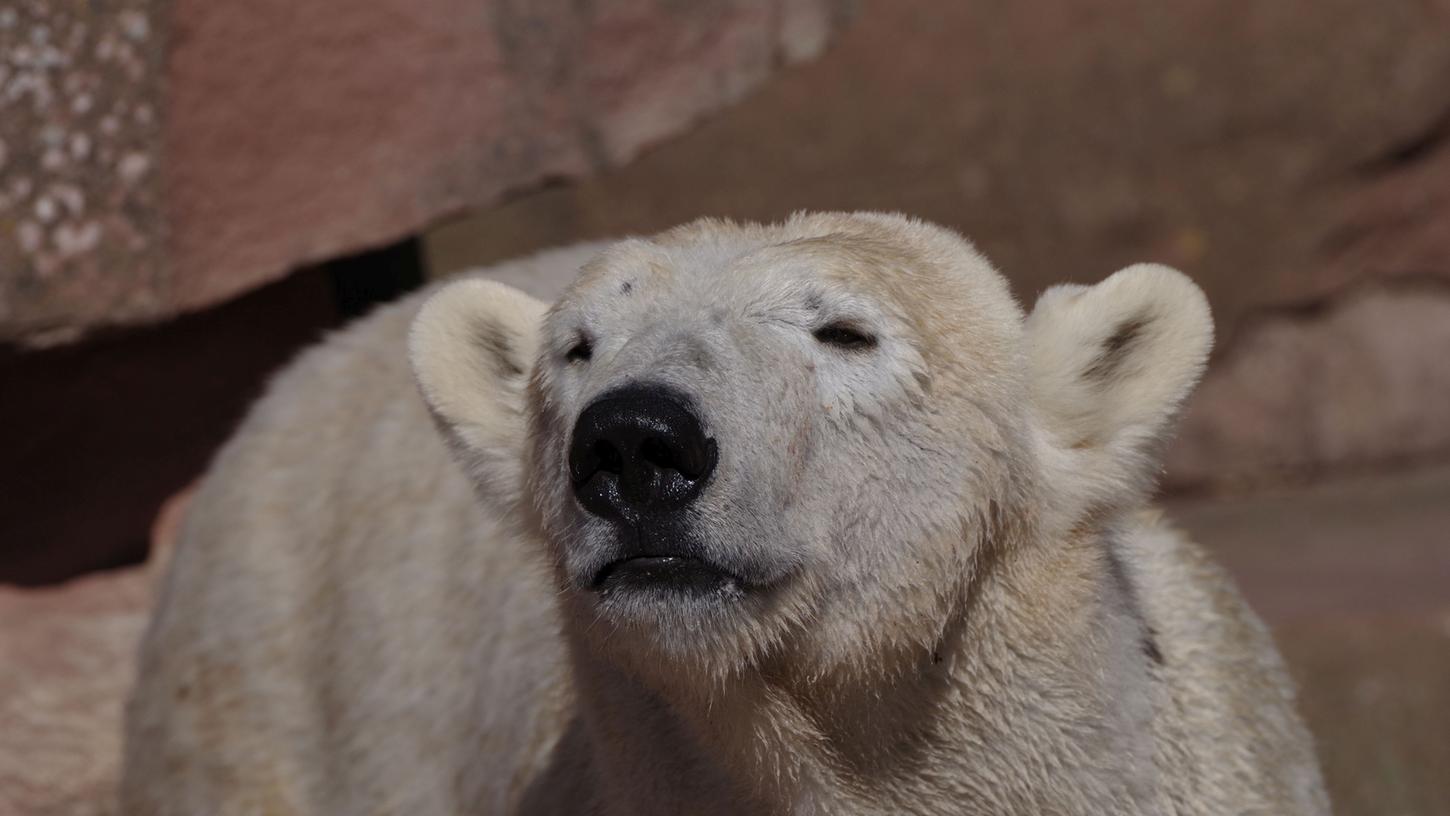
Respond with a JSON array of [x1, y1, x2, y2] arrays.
[[643, 435, 716, 480], [593, 439, 624, 475], [639, 437, 677, 474]]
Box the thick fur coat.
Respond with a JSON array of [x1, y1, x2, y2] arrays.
[[122, 213, 1328, 815]]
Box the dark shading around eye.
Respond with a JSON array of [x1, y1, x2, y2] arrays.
[[566, 335, 593, 363], [813, 323, 877, 350]]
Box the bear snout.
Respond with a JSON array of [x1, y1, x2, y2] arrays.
[[568, 383, 718, 521]]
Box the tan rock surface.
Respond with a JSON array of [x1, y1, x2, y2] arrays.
[[0, 0, 856, 345], [0, 568, 147, 816], [0, 488, 183, 815], [1168, 287, 1450, 490], [0, 0, 166, 347]]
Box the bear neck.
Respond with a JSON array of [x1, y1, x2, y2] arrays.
[[554, 519, 1162, 815]]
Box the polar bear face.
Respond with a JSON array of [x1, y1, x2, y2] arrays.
[[410, 213, 1211, 682]]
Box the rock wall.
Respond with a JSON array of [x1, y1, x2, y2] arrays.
[[1168, 286, 1450, 489], [0, 0, 856, 345], [0, 571, 147, 815], [0, 0, 166, 348]]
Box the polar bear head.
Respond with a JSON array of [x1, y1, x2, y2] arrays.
[[410, 212, 1211, 683]]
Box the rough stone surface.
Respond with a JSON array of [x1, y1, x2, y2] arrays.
[[0, 490, 182, 815], [426, 0, 1450, 488], [0, 0, 166, 347], [0, 568, 146, 816], [0, 0, 856, 345], [1168, 287, 1450, 490]]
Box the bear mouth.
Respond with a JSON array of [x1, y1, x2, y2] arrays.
[[591, 555, 743, 596]]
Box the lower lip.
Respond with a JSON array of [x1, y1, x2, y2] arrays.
[[592, 555, 740, 595]]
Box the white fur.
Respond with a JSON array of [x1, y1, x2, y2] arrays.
[[410, 279, 546, 515], [1028, 263, 1214, 521], [123, 214, 1326, 815]]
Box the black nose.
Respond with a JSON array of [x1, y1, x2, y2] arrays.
[[569, 385, 717, 520]]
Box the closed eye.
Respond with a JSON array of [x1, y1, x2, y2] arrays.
[[813, 323, 877, 350], [565, 335, 593, 363]]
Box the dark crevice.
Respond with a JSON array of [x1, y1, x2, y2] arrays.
[[0, 268, 345, 585], [323, 237, 425, 320], [1353, 105, 1450, 178], [1, 234, 430, 585], [1213, 274, 1450, 358], [1243, 275, 1450, 328]]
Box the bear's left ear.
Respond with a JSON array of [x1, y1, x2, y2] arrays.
[[1026, 264, 1212, 501], [409, 279, 548, 519]]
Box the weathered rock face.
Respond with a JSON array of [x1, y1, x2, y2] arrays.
[[0, 490, 180, 815], [424, 0, 1450, 489], [0, 0, 856, 345], [0, 567, 150, 815], [1168, 287, 1450, 490], [0, 0, 166, 348]]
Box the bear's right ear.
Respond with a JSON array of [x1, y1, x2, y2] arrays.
[[409, 280, 548, 517]]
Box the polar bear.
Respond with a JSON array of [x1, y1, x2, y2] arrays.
[[122, 212, 1327, 815]]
